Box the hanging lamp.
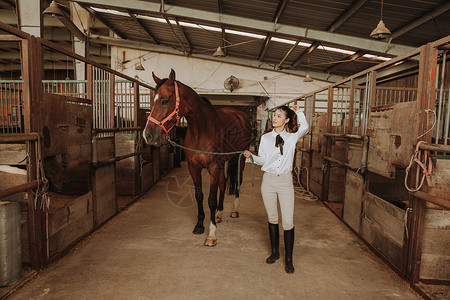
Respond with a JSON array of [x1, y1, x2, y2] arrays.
[[370, 0, 391, 39], [42, 0, 64, 18], [213, 46, 225, 57], [303, 58, 313, 82]]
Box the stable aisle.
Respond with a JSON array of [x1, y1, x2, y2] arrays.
[[10, 162, 420, 299]]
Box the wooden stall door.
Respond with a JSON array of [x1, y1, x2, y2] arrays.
[[93, 137, 117, 225]]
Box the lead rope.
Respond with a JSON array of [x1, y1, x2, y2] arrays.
[[165, 136, 254, 192], [404, 141, 434, 192]]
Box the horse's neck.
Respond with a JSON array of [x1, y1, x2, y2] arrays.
[[182, 89, 217, 142]]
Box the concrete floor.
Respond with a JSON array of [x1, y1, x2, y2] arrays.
[[10, 162, 421, 299]]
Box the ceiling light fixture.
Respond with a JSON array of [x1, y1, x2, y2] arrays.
[[213, 46, 225, 57], [370, 0, 391, 39], [303, 58, 313, 82], [42, 0, 64, 18]]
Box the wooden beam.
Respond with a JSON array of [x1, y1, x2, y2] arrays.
[[328, 0, 369, 32], [81, 4, 127, 39], [276, 40, 299, 69], [325, 50, 366, 73], [386, 1, 450, 41], [174, 16, 192, 53], [258, 34, 271, 61], [73, 0, 415, 56], [259, 0, 289, 62], [163, 15, 189, 54], [291, 0, 368, 68], [127, 10, 160, 45]]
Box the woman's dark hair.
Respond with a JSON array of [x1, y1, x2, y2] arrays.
[[277, 105, 298, 133]]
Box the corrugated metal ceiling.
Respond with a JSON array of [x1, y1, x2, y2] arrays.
[[1, 0, 449, 81]]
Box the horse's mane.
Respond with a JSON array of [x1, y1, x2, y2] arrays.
[[156, 78, 212, 107], [201, 96, 212, 106]]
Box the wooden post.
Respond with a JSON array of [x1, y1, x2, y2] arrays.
[[407, 43, 439, 283], [22, 36, 46, 269]]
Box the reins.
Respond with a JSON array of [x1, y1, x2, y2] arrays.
[[147, 81, 181, 135], [147, 81, 254, 192], [165, 135, 254, 192], [405, 141, 434, 192]]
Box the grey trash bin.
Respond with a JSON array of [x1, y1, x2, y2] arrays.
[[0, 201, 22, 286]]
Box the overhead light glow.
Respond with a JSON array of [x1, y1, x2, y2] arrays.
[[91, 7, 128, 17], [91, 6, 392, 62], [363, 54, 391, 61]]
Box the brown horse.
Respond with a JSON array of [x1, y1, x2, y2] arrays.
[[143, 69, 252, 246]]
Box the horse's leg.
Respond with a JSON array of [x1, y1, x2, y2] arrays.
[[215, 165, 226, 223], [205, 163, 220, 247], [188, 163, 205, 234], [230, 155, 246, 218]]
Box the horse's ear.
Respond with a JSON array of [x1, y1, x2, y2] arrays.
[[152, 72, 161, 84], [169, 69, 176, 83]]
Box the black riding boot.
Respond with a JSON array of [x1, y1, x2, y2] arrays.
[[284, 227, 295, 274], [266, 222, 280, 264]]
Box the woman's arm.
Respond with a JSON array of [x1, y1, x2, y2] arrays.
[[244, 137, 267, 165], [292, 108, 309, 140]]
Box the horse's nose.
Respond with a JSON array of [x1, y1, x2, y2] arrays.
[[143, 132, 153, 144]]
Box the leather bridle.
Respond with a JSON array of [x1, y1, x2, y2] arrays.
[[146, 81, 180, 135]]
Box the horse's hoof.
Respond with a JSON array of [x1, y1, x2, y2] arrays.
[[230, 211, 239, 218], [215, 216, 222, 223], [204, 237, 217, 247], [192, 226, 205, 235]]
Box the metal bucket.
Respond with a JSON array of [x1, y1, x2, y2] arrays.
[[0, 201, 22, 286]]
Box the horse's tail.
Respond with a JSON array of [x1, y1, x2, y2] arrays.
[[226, 156, 239, 196]]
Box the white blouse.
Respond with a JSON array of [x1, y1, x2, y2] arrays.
[[250, 109, 309, 174]]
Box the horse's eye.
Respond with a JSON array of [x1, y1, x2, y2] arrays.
[[162, 100, 169, 105]]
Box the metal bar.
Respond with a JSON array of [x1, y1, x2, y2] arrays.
[[327, 87, 333, 133], [324, 133, 364, 140], [322, 155, 358, 172], [92, 127, 141, 134], [412, 191, 450, 209], [418, 142, 450, 153], [348, 79, 355, 134], [110, 74, 115, 128], [445, 83, 450, 145], [0, 180, 39, 200], [134, 83, 139, 127], [0, 133, 40, 142], [92, 151, 141, 168]]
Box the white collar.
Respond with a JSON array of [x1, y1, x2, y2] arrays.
[[272, 128, 287, 137]]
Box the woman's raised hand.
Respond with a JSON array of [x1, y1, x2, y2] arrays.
[[243, 150, 252, 158]]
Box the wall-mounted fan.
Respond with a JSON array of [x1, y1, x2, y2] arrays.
[[224, 75, 239, 92]]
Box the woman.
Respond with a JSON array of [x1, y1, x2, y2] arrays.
[[244, 105, 309, 274]]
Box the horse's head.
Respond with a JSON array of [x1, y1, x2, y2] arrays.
[[143, 69, 183, 146]]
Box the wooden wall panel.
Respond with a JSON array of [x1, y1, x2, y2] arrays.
[[361, 192, 405, 269], [419, 158, 450, 281], [94, 164, 116, 225], [390, 102, 417, 167], [0, 144, 26, 165], [343, 170, 364, 231], [420, 209, 450, 280], [48, 192, 93, 257], [367, 109, 395, 178], [141, 162, 154, 193], [115, 134, 137, 196], [40, 93, 68, 157], [152, 147, 160, 183]]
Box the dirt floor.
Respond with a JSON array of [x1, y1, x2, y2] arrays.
[[7, 162, 426, 299]]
